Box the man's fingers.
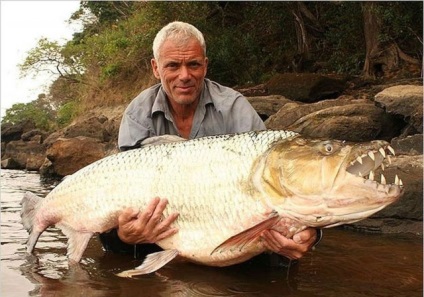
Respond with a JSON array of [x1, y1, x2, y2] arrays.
[[293, 228, 316, 245], [144, 198, 169, 229], [154, 227, 179, 242]]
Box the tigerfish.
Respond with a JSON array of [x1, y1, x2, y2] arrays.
[[20, 130, 404, 277]]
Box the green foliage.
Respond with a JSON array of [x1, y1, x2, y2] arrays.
[[1, 101, 54, 131], [375, 2, 423, 50], [57, 101, 78, 127]]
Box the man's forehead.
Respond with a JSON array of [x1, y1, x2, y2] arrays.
[[159, 38, 204, 58]]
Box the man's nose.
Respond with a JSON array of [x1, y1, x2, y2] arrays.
[[179, 66, 190, 80]]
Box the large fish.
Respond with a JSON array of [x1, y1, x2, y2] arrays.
[[21, 130, 404, 277]]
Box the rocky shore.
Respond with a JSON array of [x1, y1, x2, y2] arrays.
[[2, 73, 422, 235]]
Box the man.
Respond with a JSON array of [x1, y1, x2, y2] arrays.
[[100, 21, 320, 265]]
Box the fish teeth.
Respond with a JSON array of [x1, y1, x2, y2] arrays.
[[395, 174, 400, 185], [394, 175, 404, 187], [387, 155, 392, 165], [368, 151, 375, 161], [381, 163, 385, 171], [379, 147, 386, 158], [356, 156, 363, 164], [387, 145, 395, 156], [380, 174, 386, 185], [369, 170, 374, 181]]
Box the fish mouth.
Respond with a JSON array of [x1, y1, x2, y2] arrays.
[[345, 142, 404, 189]]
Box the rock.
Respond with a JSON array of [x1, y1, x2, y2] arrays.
[[44, 136, 106, 177], [21, 129, 46, 142], [63, 116, 112, 142], [266, 73, 347, 103], [26, 155, 46, 171], [1, 158, 20, 169], [265, 97, 403, 142], [1, 120, 36, 142], [247, 95, 292, 120], [391, 134, 423, 155], [2, 140, 46, 169], [374, 85, 423, 134]]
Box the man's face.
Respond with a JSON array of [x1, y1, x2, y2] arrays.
[[151, 38, 208, 106]]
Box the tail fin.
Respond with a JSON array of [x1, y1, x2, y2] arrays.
[[20, 192, 43, 253]]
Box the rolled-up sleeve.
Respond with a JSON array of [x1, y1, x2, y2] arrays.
[[118, 111, 150, 151], [229, 96, 266, 133]]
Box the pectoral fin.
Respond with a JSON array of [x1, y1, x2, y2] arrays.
[[211, 211, 280, 255], [116, 249, 179, 278]]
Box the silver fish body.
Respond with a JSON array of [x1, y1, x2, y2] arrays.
[[20, 130, 404, 276]]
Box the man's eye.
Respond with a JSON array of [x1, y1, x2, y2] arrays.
[[188, 62, 201, 69], [166, 63, 179, 69]]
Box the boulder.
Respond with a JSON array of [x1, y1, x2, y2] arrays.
[[44, 136, 106, 177], [1, 158, 20, 169], [374, 85, 423, 134], [63, 116, 113, 142], [265, 97, 403, 142], [265, 73, 347, 103], [247, 95, 292, 120], [2, 140, 46, 169], [26, 155, 46, 171], [391, 134, 423, 155], [21, 129, 47, 142], [1, 120, 35, 142]]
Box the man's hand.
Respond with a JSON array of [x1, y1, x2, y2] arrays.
[[261, 228, 318, 260], [117, 197, 179, 244]]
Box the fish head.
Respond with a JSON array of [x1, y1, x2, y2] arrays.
[[262, 136, 404, 227]]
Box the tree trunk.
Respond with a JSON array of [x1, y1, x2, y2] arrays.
[[362, 2, 381, 78], [362, 2, 422, 78]]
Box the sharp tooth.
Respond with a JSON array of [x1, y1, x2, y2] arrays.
[[368, 151, 375, 161], [356, 156, 363, 164], [395, 174, 399, 185], [379, 148, 386, 158], [381, 163, 385, 171], [387, 145, 395, 156], [399, 179, 403, 187], [387, 155, 392, 164], [380, 174, 386, 185], [369, 170, 374, 181]]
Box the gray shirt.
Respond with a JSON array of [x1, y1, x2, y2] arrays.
[[118, 78, 266, 150]]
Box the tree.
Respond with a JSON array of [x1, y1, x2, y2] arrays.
[[19, 38, 84, 83], [362, 2, 422, 78], [1, 96, 55, 131]]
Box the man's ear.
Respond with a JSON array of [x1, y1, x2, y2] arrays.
[[151, 59, 160, 79], [204, 57, 209, 75]]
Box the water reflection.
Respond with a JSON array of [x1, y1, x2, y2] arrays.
[[1, 170, 422, 297]]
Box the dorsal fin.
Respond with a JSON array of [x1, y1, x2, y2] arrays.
[[141, 135, 186, 147]]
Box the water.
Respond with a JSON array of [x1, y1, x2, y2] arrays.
[[1, 169, 422, 297]]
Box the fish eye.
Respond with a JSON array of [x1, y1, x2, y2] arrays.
[[324, 143, 334, 153]]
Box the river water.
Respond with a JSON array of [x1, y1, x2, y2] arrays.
[[1, 169, 422, 297]]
